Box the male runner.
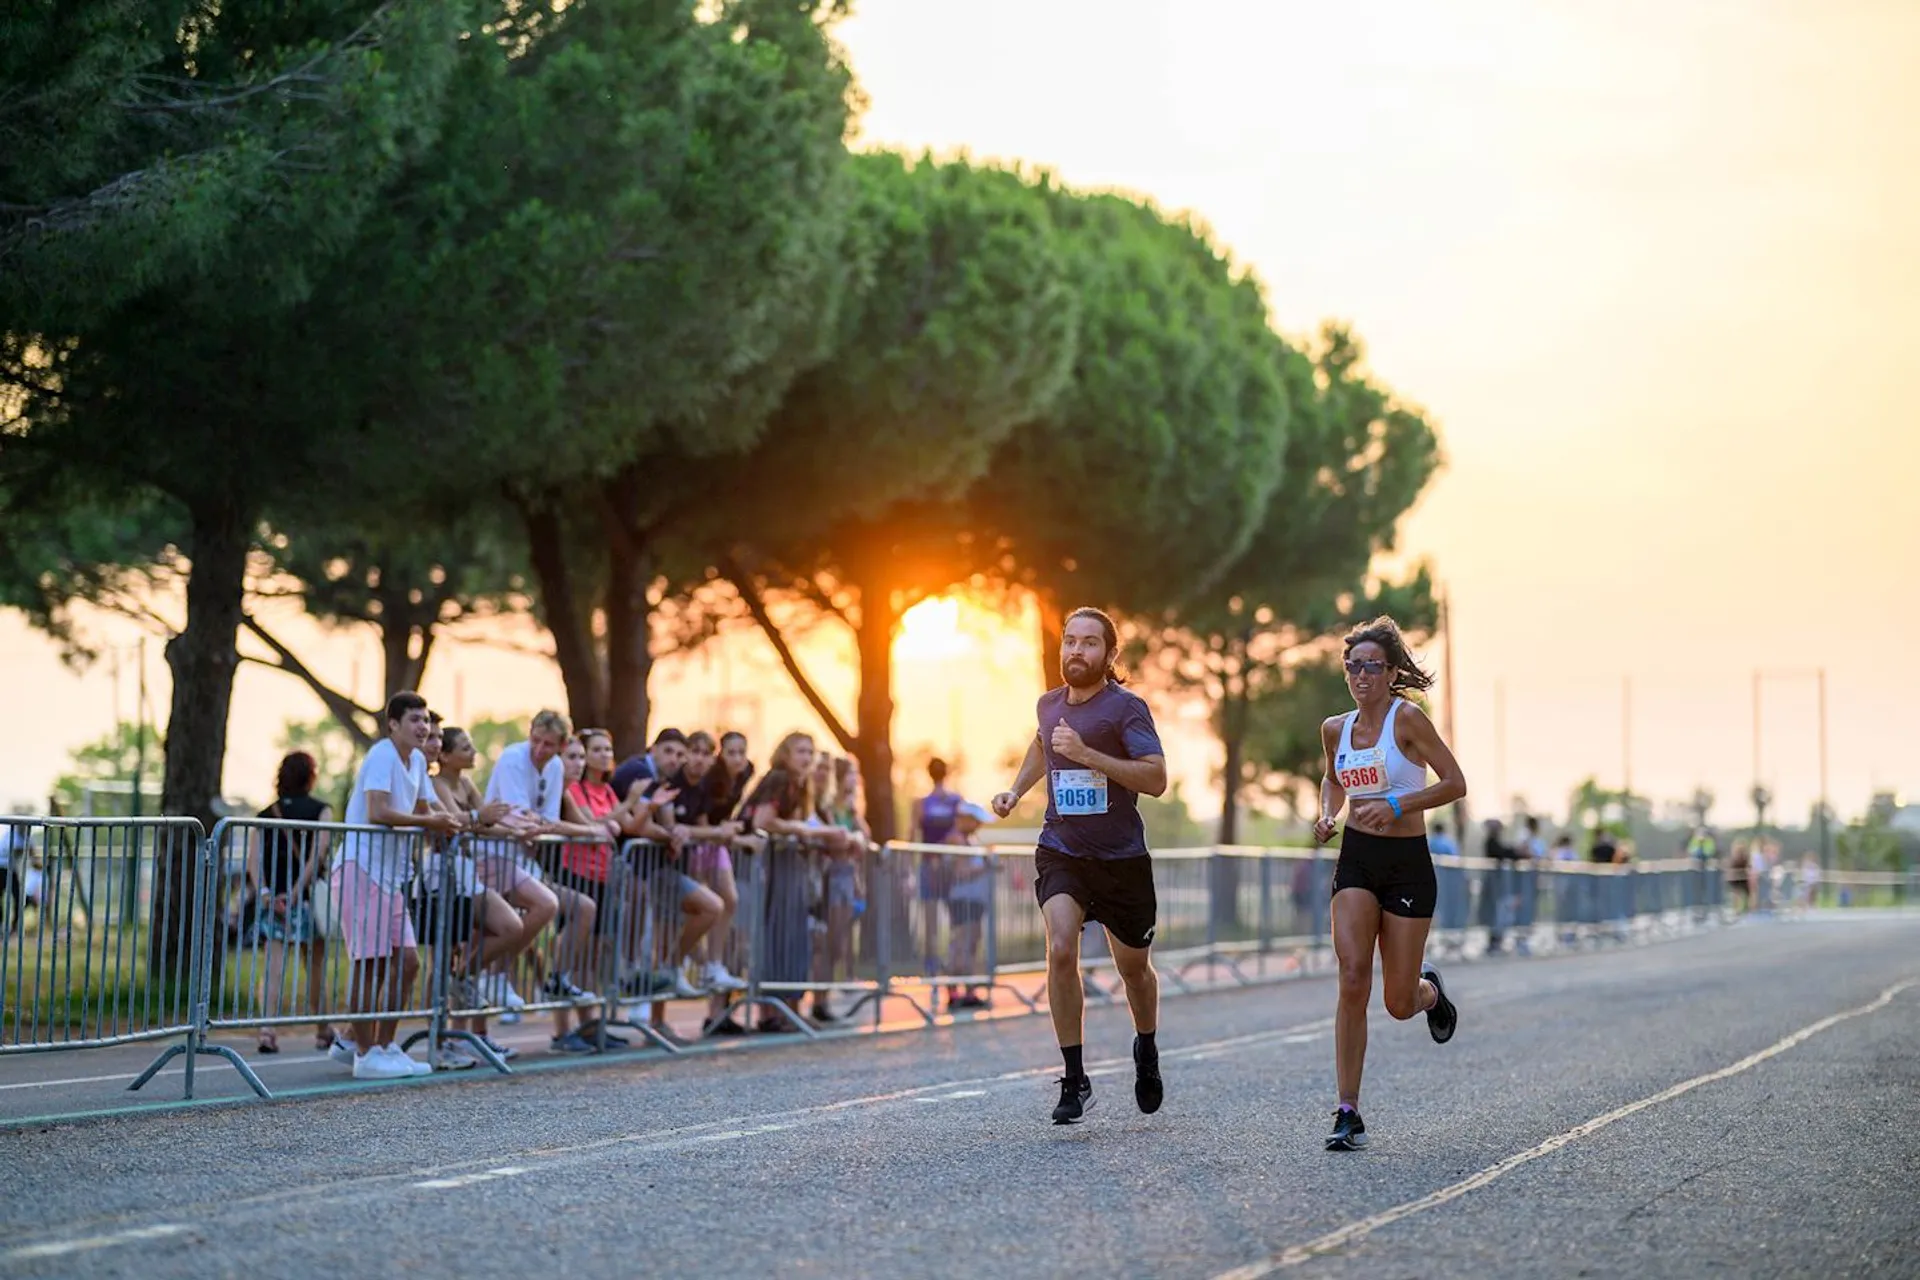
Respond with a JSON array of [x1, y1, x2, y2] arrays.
[[992, 606, 1168, 1125]]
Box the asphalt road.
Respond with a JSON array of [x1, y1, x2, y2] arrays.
[[2, 913, 1916, 1279]]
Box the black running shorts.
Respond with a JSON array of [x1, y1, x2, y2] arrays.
[[1332, 828, 1437, 919], [1034, 848, 1157, 950]]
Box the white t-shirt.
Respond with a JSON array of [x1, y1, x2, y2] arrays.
[[341, 738, 429, 890], [0, 823, 25, 869], [484, 742, 564, 823]]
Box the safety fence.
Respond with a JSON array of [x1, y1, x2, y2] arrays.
[[3, 816, 1914, 1102]]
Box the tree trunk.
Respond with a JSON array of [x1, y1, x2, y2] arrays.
[[521, 496, 608, 730], [602, 534, 654, 759], [378, 584, 417, 699], [1211, 633, 1252, 928], [155, 496, 249, 975], [846, 551, 899, 844]]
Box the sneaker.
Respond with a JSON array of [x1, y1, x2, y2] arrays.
[[706, 1015, 748, 1037], [671, 969, 706, 1000], [432, 1045, 477, 1072], [544, 973, 601, 1006], [1133, 1036, 1163, 1115], [701, 960, 748, 993], [451, 977, 480, 1008], [1325, 1106, 1368, 1151], [328, 1037, 359, 1067], [550, 1031, 598, 1054], [1422, 964, 1458, 1044], [574, 1021, 630, 1049], [479, 973, 527, 1011], [497, 1010, 522, 1025], [1051, 1075, 1094, 1125], [385, 1045, 433, 1077], [351, 1048, 413, 1081], [479, 1035, 519, 1062]]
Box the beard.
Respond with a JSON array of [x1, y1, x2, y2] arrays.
[[1061, 656, 1105, 690]]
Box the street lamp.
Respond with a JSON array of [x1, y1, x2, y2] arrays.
[[1752, 668, 1830, 870]]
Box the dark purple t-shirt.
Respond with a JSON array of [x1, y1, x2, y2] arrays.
[[1037, 681, 1164, 861]]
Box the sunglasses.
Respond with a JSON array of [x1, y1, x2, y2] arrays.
[[1344, 659, 1389, 677]]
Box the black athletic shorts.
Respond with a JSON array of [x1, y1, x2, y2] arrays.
[[1033, 848, 1157, 950], [1332, 828, 1436, 918], [411, 891, 475, 946]]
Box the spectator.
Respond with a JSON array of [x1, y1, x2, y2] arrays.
[[333, 691, 458, 1079], [668, 731, 751, 1032], [477, 710, 575, 1011], [1480, 818, 1520, 954], [0, 808, 31, 938], [551, 730, 650, 1052], [942, 801, 996, 1010], [911, 758, 963, 977], [429, 726, 530, 1063], [1550, 831, 1578, 861], [743, 731, 842, 1033], [1727, 838, 1752, 913], [810, 756, 868, 1023], [1589, 829, 1619, 865], [246, 752, 334, 1055], [1428, 818, 1458, 860], [611, 728, 691, 803]]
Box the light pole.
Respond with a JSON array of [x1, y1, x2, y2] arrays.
[[1752, 667, 1831, 870]]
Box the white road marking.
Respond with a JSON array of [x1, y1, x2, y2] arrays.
[[1, 1223, 192, 1262], [413, 1166, 529, 1190], [1211, 976, 1919, 1279]]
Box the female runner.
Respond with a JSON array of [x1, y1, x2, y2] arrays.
[[1312, 616, 1467, 1151]]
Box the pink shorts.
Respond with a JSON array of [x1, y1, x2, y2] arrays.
[[473, 846, 539, 895], [331, 861, 418, 961], [686, 843, 733, 882]]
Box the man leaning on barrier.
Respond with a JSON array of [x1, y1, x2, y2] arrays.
[[332, 691, 461, 1080]]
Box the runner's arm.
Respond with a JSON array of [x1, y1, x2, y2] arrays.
[[1392, 702, 1468, 814], [1005, 734, 1047, 803], [1316, 718, 1347, 841], [1064, 746, 1167, 799]]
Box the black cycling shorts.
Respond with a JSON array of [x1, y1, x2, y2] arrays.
[[1034, 848, 1157, 950], [1332, 828, 1436, 919]]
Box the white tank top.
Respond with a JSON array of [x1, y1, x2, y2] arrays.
[[1335, 701, 1427, 800]]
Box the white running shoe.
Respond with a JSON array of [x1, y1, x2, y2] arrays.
[[671, 966, 706, 1000], [479, 974, 528, 1010], [432, 1045, 477, 1072], [385, 1044, 433, 1077], [329, 1037, 359, 1067], [351, 1048, 413, 1081], [701, 961, 748, 993]]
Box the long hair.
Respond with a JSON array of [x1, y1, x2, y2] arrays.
[[578, 728, 615, 785], [762, 731, 816, 818], [1342, 615, 1435, 698], [275, 752, 316, 800], [1063, 605, 1127, 685]]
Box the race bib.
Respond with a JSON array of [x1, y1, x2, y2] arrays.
[[1052, 769, 1109, 816], [1336, 746, 1390, 797]]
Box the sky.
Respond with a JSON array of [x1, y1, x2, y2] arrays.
[[4, 0, 1917, 828]]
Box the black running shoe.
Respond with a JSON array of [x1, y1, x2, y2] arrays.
[[1133, 1036, 1163, 1115], [1422, 963, 1457, 1044], [1325, 1107, 1368, 1151], [1052, 1075, 1094, 1124]]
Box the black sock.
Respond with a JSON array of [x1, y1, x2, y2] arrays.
[[1063, 1045, 1084, 1080], [1135, 1031, 1157, 1060]]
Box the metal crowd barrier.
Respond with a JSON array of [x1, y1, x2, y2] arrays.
[[1, 817, 207, 1068], [15, 816, 1910, 1107]]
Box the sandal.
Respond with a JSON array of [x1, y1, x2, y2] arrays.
[[257, 1030, 280, 1055]]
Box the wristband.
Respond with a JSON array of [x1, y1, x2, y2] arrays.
[[1387, 796, 1403, 819]]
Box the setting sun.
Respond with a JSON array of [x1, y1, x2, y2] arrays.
[[896, 595, 969, 660]]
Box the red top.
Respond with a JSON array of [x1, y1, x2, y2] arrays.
[[562, 779, 619, 883]]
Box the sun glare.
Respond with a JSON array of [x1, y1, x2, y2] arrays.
[[896, 595, 968, 660]]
